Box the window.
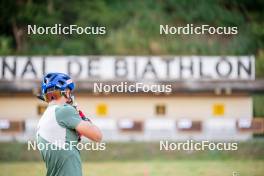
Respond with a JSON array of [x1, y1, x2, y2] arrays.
[[0, 120, 25, 133], [213, 104, 225, 116], [155, 104, 166, 116], [96, 103, 108, 117], [177, 120, 202, 132], [118, 120, 143, 132], [37, 104, 47, 115], [237, 118, 264, 133]]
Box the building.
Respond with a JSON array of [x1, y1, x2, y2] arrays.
[[0, 56, 263, 141]]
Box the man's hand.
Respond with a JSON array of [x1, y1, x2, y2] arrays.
[[67, 96, 100, 142], [76, 121, 102, 142], [76, 110, 93, 141], [78, 110, 92, 122]]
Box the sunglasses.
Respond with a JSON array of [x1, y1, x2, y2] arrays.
[[44, 90, 67, 102]]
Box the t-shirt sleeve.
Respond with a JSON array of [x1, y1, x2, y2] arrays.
[[55, 105, 82, 129]]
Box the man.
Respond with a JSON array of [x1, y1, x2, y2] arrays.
[[37, 72, 102, 176]]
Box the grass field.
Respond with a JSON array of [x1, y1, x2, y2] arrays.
[[1, 141, 263, 175], [0, 160, 264, 176]]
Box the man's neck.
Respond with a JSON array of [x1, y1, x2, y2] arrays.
[[49, 98, 67, 105]]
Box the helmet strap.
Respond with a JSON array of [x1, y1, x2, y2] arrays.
[[61, 91, 74, 104]]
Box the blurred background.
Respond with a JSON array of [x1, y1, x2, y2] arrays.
[[0, 0, 264, 176]]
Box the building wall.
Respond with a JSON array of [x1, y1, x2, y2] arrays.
[[0, 97, 40, 120], [0, 95, 253, 120]]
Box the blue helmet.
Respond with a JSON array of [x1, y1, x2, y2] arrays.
[[41, 73, 75, 94]]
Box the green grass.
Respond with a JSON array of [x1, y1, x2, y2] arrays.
[[1, 141, 263, 175], [1, 140, 264, 161], [0, 160, 263, 176]]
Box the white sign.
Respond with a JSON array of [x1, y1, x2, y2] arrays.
[[0, 56, 255, 81]]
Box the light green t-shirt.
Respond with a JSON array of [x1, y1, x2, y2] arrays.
[[37, 103, 82, 176]]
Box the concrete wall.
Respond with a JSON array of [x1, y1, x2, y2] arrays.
[[0, 95, 253, 120]]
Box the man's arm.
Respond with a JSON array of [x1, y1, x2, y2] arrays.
[[76, 121, 102, 142]]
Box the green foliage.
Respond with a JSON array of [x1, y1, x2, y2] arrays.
[[0, 36, 12, 55], [256, 51, 264, 77], [0, 0, 263, 74], [253, 94, 264, 117]]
